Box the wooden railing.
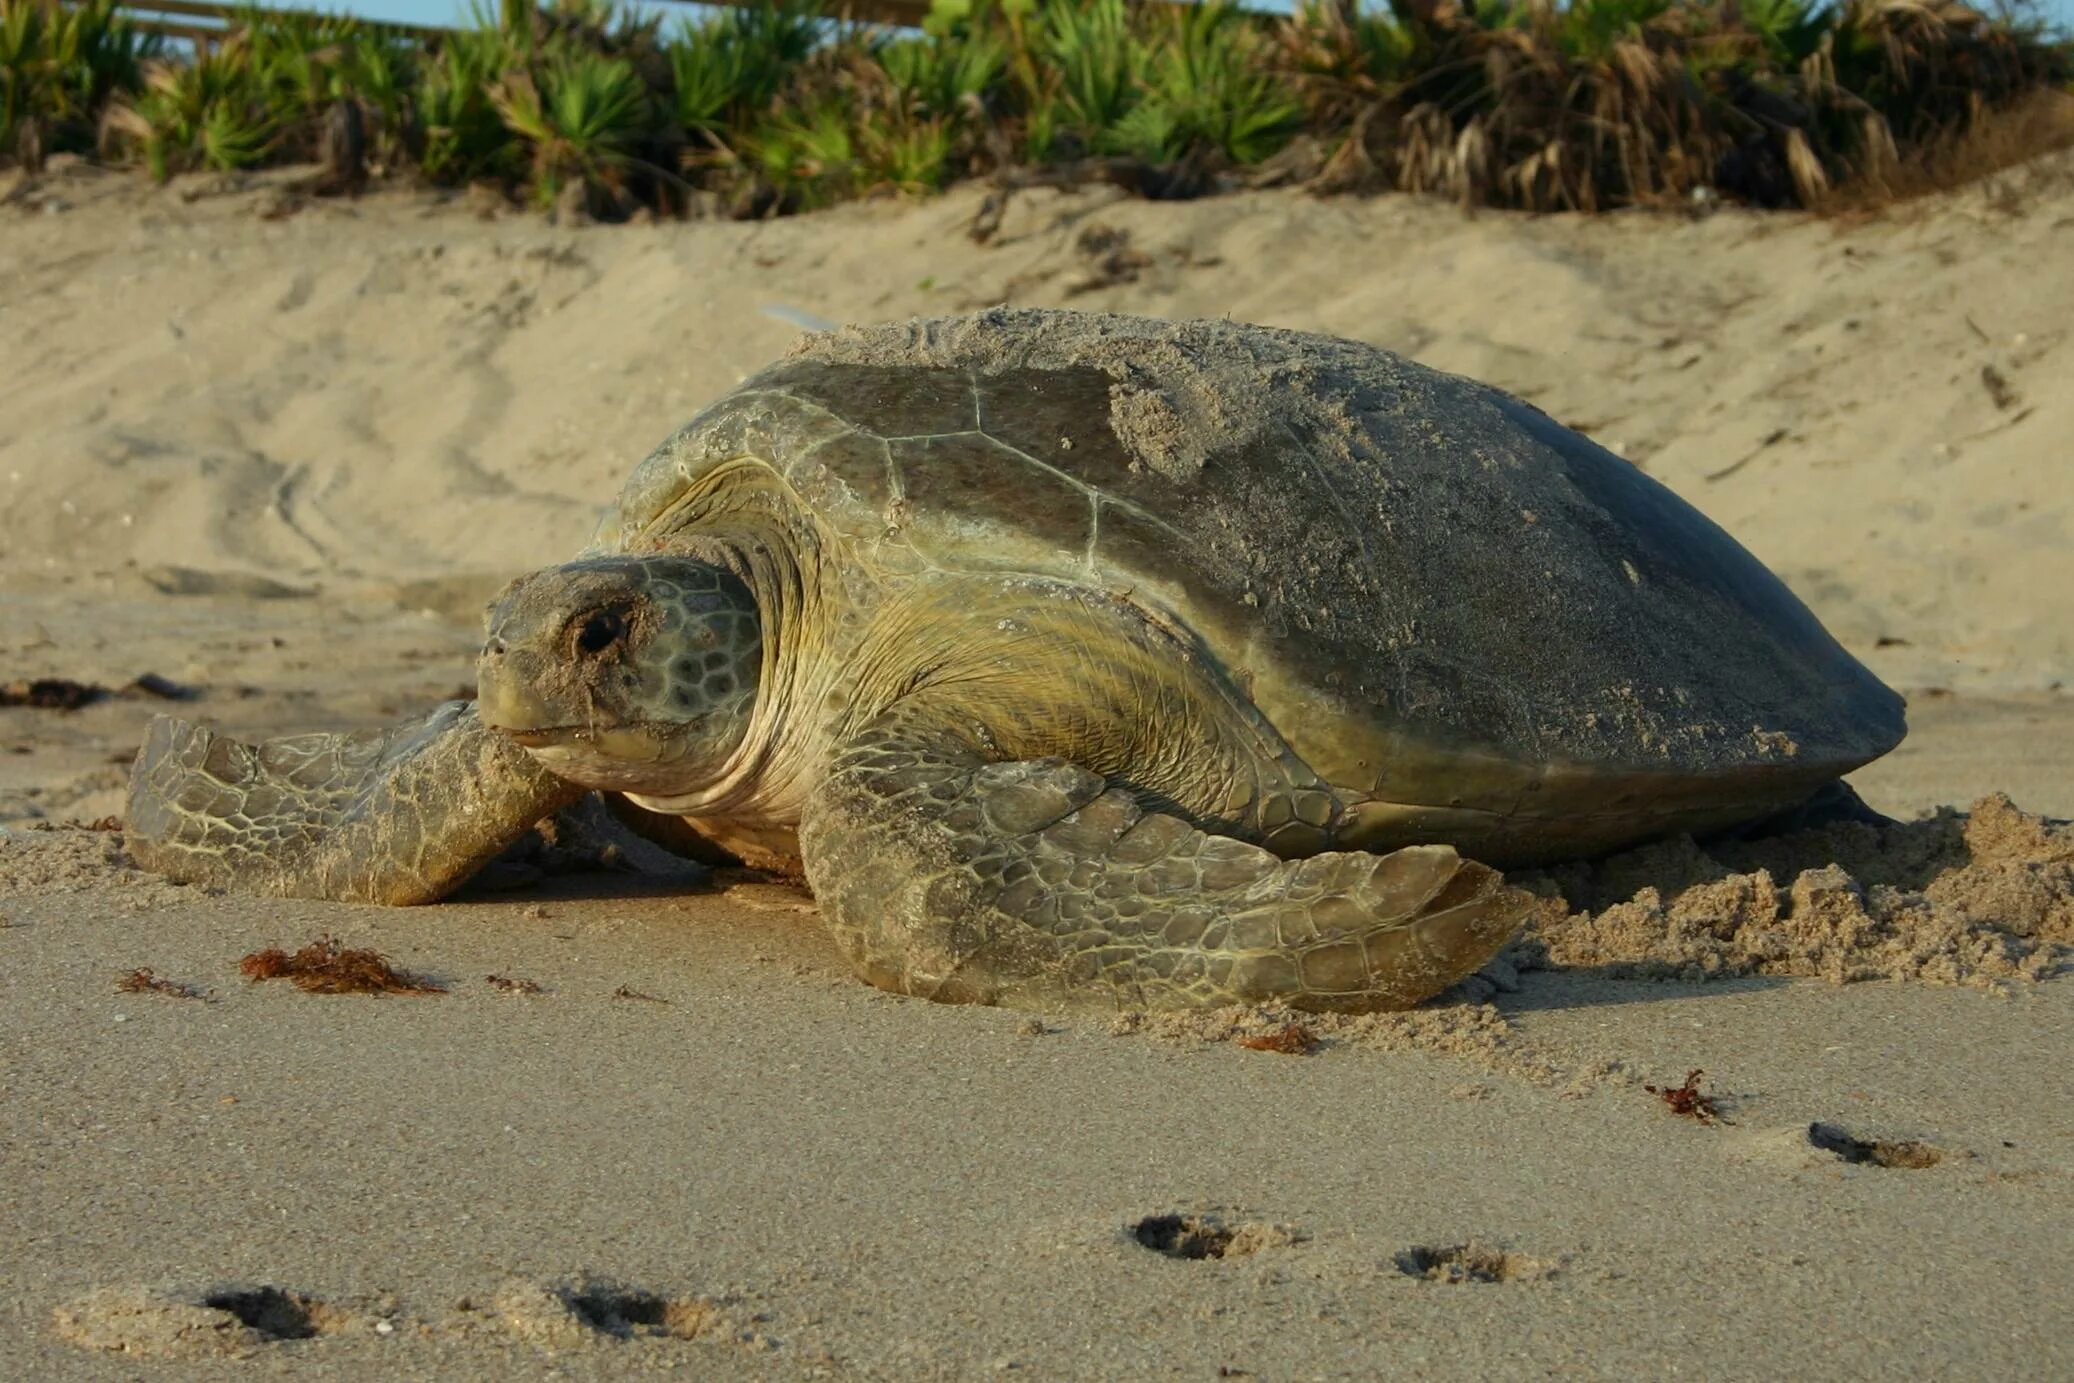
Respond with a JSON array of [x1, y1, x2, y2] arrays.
[[90, 0, 939, 49], [81, 0, 1277, 56], [107, 0, 451, 46]]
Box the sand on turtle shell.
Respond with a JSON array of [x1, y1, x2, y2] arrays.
[[793, 307, 1278, 483], [1510, 792, 2073, 989]]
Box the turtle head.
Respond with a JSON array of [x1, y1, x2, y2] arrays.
[[475, 555, 761, 794]]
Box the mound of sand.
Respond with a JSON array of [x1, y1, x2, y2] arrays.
[[1514, 793, 2072, 989]]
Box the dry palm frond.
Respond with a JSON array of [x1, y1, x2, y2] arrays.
[[1784, 123, 1829, 199]]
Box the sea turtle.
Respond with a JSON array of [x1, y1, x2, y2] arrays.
[[124, 310, 1905, 1013]]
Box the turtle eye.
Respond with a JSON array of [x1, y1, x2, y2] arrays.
[[576, 607, 629, 654]]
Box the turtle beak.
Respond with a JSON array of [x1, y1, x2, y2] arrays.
[[477, 632, 668, 761], [476, 636, 556, 741]]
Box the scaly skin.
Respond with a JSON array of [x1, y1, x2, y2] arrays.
[[788, 580, 1533, 1012], [124, 702, 581, 904], [801, 697, 1531, 1013]]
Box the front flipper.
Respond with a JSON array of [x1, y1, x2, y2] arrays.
[[800, 704, 1533, 1013], [125, 702, 583, 904]]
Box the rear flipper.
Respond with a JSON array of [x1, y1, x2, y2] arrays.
[[800, 703, 1534, 1013], [124, 702, 583, 904]]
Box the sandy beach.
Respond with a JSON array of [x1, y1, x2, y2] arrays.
[[3, 155, 2071, 1378]]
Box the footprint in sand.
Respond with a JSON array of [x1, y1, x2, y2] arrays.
[[57, 1276, 761, 1357], [1127, 1210, 1306, 1261], [1392, 1243, 1561, 1285], [51, 1283, 361, 1358], [491, 1275, 747, 1349], [1724, 1120, 1960, 1171], [1805, 1121, 1950, 1169]]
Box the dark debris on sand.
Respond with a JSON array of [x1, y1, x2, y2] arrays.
[[1235, 1022, 1319, 1055], [1645, 1069, 1733, 1124], [1, 678, 104, 710], [1, 673, 192, 710], [114, 968, 210, 1001], [239, 937, 444, 995]]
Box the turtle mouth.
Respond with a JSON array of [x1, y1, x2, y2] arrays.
[[486, 720, 587, 748], [491, 721, 683, 762]]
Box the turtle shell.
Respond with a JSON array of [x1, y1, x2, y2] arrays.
[[607, 310, 1903, 850]]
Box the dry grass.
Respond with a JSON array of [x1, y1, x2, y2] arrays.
[[1818, 88, 2074, 214]]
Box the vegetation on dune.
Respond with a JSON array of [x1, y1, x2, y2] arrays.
[[1, 0, 158, 167], [1, 0, 2068, 216]]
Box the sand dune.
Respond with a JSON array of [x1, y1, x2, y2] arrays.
[[7, 156, 2071, 690]]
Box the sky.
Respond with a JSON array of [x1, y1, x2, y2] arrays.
[[158, 0, 2074, 34]]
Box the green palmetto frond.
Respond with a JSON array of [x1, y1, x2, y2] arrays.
[[59, 0, 157, 109], [2, 0, 156, 164], [746, 100, 855, 206], [199, 89, 269, 167], [544, 48, 646, 149], [858, 111, 956, 192], [0, 0, 50, 158], [922, 0, 1035, 40], [341, 33, 416, 151], [1296, 0, 1421, 88], [1030, 0, 1142, 154], [877, 28, 1007, 118], [1741, 0, 1833, 67], [105, 43, 274, 178], [669, 38, 740, 134], [1129, 2, 1304, 165], [1549, 0, 1679, 61], [668, 0, 823, 136], [491, 47, 648, 206], [415, 25, 520, 182], [222, 8, 434, 174], [240, 7, 357, 110]]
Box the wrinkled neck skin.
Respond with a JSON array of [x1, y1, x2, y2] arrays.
[[617, 484, 853, 827], [605, 460, 1315, 842]]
